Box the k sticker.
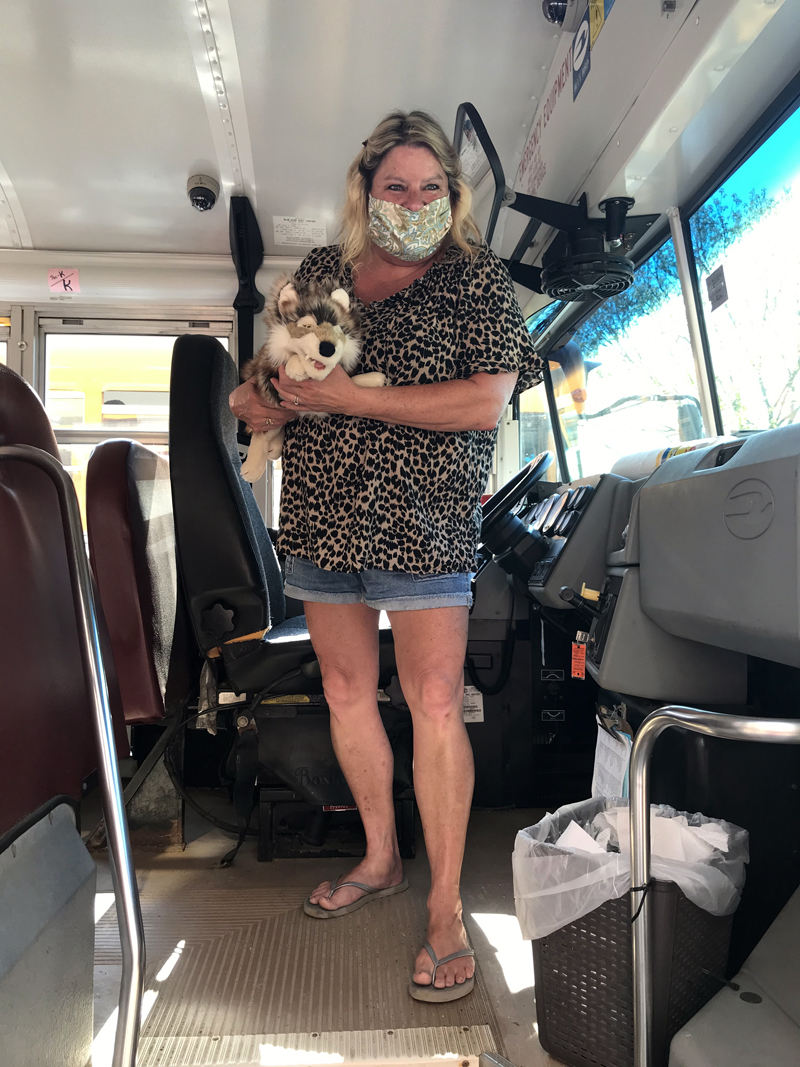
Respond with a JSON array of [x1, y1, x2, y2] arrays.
[[573, 7, 591, 100]]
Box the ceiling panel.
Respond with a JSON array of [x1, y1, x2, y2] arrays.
[[0, 0, 558, 258], [0, 0, 228, 253], [232, 0, 557, 256]]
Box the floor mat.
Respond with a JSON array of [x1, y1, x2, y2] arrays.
[[96, 876, 502, 1066]]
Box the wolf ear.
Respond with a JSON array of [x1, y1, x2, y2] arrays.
[[330, 288, 350, 313], [277, 281, 299, 317]]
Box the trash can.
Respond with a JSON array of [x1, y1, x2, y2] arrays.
[[513, 798, 749, 1067]]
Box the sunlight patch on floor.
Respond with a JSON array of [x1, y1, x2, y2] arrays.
[[471, 912, 535, 994], [94, 892, 115, 924], [91, 939, 184, 1066]]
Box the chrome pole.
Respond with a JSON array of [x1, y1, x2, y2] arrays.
[[629, 705, 800, 1067], [0, 445, 145, 1067]]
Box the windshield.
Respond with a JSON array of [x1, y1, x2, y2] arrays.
[[689, 105, 800, 434], [519, 237, 705, 478]]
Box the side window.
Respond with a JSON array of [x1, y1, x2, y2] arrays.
[[689, 106, 800, 434], [41, 325, 230, 522], [0, 315, 8, 363], [555, 238, 704, 477], [518, 303, 562, 482]]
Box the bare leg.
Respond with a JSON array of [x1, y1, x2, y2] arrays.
[[389, 605, 475, 989], [305, 602, 403, 910]]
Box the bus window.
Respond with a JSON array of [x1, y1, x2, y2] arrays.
[[690, 106, 800, 435], [0, 340, 6, 365], [43, 330, 229, 520], [524, 238, 704, 478], [517, 302, 561, 481]]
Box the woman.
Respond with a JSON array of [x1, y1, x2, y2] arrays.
[[230, 110, 543, 1001]]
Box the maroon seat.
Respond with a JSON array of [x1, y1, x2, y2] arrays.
[[0, 364, 129, 838], [86, 440, 192, 725]]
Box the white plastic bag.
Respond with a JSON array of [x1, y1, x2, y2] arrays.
[[513, 797, 749, 940]]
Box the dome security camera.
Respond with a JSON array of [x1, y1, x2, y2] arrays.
[[541, 0, 586, 33], [187, 174, 220, 212]]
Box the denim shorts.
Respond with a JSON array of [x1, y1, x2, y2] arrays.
[[283, 555, 473, 611]]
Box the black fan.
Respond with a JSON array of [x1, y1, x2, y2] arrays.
[[452, 102, 659, 303], [541, 251, 635, 300], [504, 193, 657, 301]]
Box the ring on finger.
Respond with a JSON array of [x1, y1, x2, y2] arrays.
[[265, 417, 273, 426], [294, 394, 300, 406]]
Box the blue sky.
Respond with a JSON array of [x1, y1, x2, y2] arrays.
[[720, 103, 800, 201]]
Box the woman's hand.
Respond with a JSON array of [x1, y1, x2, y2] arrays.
[[272, 364, 361, 415], [228, 378, 296, 432]]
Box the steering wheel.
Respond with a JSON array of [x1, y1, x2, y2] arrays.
[[481, 451, 555, 547]]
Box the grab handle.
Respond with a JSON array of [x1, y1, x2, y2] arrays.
[[629, 705, 800, 1067]]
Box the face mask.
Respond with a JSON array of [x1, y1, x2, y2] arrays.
[[367, 195, 452, 262]]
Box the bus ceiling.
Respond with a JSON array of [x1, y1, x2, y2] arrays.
[[0, 0, 798, 307]]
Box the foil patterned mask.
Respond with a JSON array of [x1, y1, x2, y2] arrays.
[[367, 195, 452, 262]]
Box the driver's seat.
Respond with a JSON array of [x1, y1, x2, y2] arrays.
[[168, 335, 397, 690], [168, 337, 408, 858]]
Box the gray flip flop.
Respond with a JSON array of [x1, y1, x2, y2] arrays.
[[408, 940, 475, 1002], [303, 874, 409, 919]]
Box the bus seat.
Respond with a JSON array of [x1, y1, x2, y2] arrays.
[[167, 338, 411, 860], [86, 439, 197, 724], [168, 335, 398, 693], [169, 334, 318, 692], [0, 363, 129, 833]]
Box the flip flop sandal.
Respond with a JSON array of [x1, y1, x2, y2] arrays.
[[303, 874, 409, 919], [408, 940, 476, 1002]]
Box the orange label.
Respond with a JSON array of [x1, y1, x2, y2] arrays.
[[571, 642, 586, 679]]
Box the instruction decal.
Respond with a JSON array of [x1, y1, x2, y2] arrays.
[[463, 685, 484, 723], [589, 0, 605, 47], [572, 7, 591, 100], [542, 708, 566, 721], [706, 265, 729, 311], [273, 216, 327, 247], [48, 268, 80, 293]]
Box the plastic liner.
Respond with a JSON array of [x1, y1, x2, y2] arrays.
[[513, 797, 749, 940]]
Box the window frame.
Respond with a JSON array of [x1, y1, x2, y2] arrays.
[[29, 311, 281, 524], [682, 70, 800, 439]]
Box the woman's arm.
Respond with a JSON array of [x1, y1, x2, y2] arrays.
[[272, 364, 518, 432]]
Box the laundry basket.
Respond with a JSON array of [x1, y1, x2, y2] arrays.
[[532, 881, 732, 1067], [513, 799, 748, 1067]]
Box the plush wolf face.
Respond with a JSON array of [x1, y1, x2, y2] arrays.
[[239, 275, 373, 481], [243, 276, 362, 398]]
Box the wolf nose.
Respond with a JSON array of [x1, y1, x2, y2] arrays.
[[318, 341, 336, 359]]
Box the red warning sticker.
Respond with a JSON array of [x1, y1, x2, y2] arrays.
[[571, 642, 586, 679]]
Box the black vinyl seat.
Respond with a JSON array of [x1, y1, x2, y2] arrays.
[[169, 335, 316, 693], [168, 335, 396, 696], [168, 337, 411, 862]]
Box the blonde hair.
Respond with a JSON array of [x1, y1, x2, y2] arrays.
[[339, 109, 483, 269]]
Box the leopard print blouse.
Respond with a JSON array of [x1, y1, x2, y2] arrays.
[[276, 243, 544, 574]]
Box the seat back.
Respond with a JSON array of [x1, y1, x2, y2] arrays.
[[168, 335, 285, 655], [0, 365, 128, 837], [87, 439, 193, 724]]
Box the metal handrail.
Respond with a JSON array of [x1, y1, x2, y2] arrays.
[[629, 705, 800, 1067], [0, 443, 145, 1067]]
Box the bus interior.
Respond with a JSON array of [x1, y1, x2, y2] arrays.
[[2, 2, 800, 1066]]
